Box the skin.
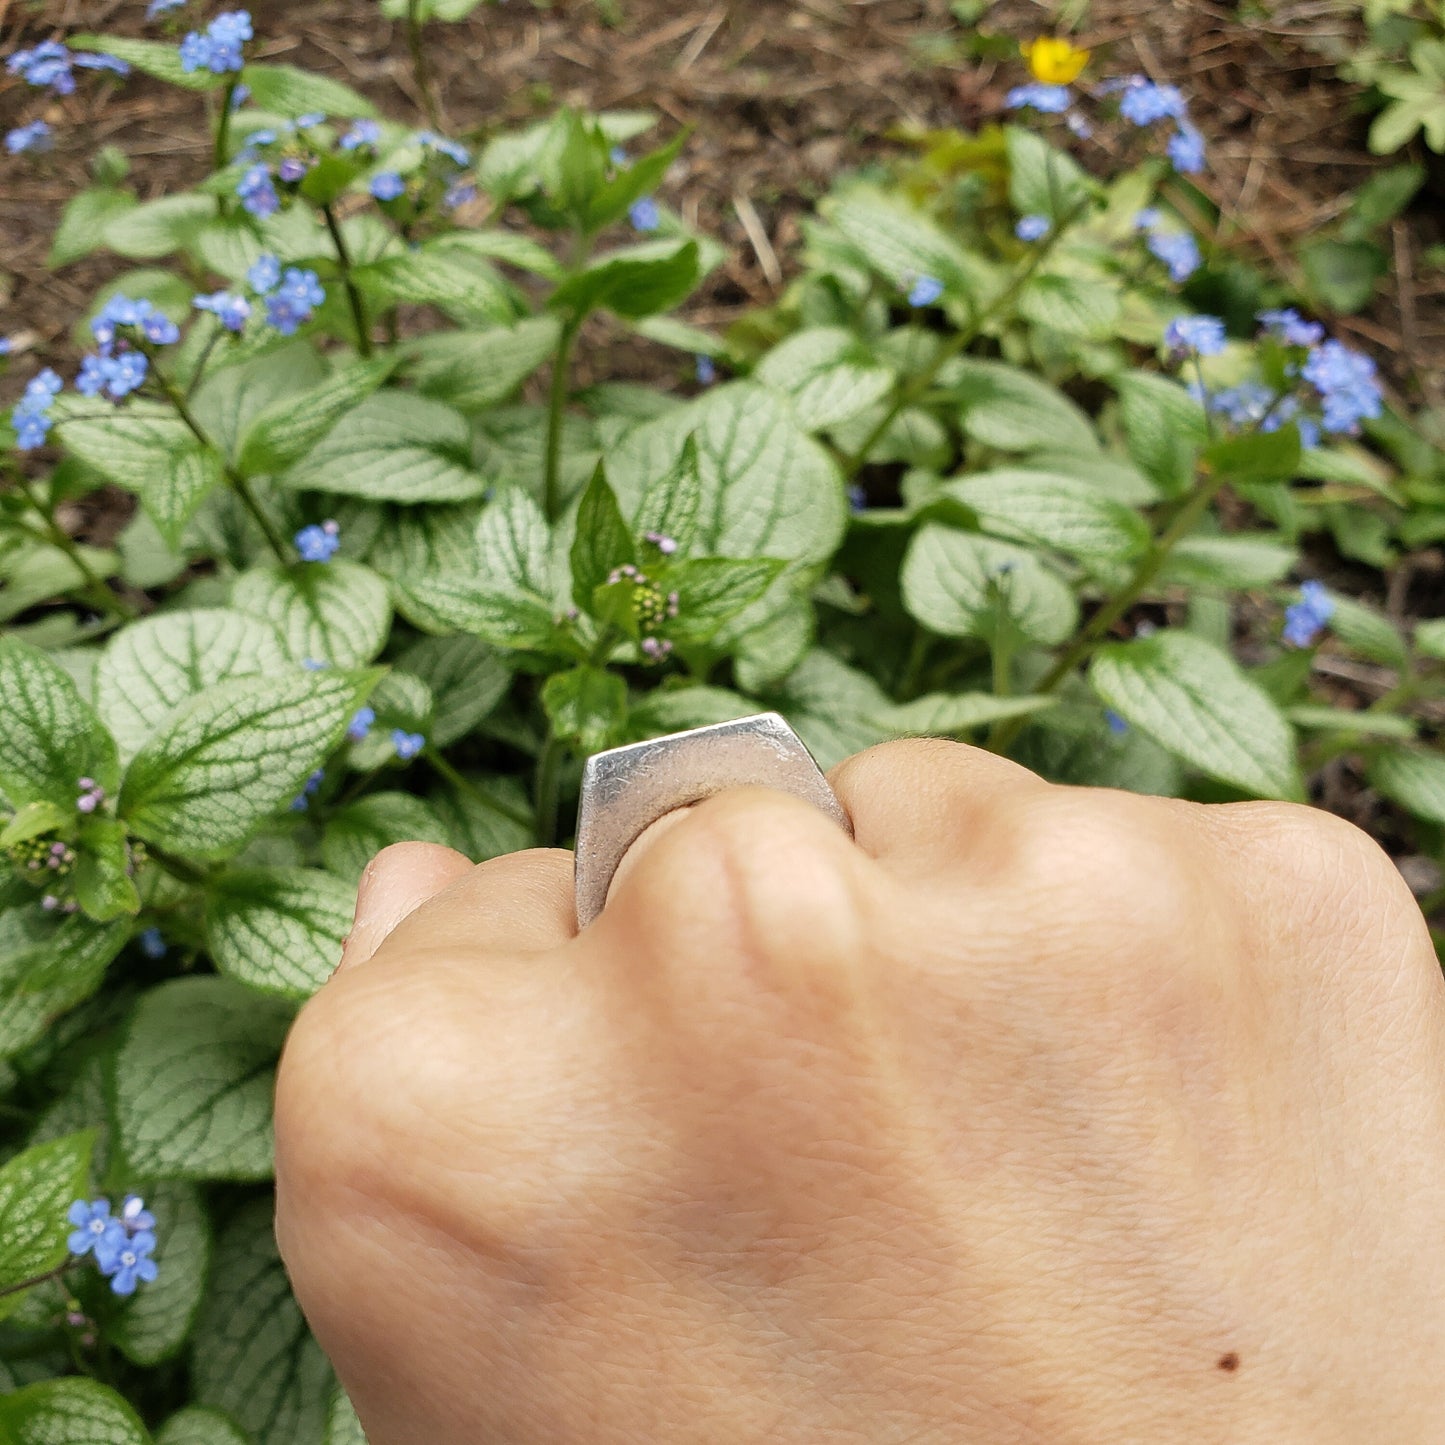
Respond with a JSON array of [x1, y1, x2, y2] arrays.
[[273, 738, 1445, 1444]]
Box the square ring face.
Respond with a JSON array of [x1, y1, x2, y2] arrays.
[[572, 711, 852, 928]]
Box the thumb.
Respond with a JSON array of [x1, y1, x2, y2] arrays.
[[336, 841, 475, 972]]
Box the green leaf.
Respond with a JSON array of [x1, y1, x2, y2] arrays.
[[584, 128, 690, 233], [428, 778, 532, 862], [0, 802, 67, 850], [0, 913, 127, 1064], [1114, 371, 1208, 496], [1328, 596, 1408, 667], [901, 524, 1078, 645], [0, 637, 118, 809], [324, 1390, 367, 1445], [631, 434, 702, 555], [541, 666, 628, 753], [874, 691, 1056, 736], [72, 32, 224, 88], [1006, 125, 1091, 219], [753, 327, 895, 433], [1301, 238, 1387, 314], [570, 467, 636, 610], [114, 979, 293, 1181], [96, 608, 290, 764], [101, 192, 216, 258], [827, 187, 989, 301], [942, 469, 1149, 564], [0, 1131, 94, 1318], [49, 187, 137, 268], [52, 398, 194, 497], [346, 670, 434, 770], [770, 649, 897, 772], [120, 669, 379, 860], [236, 358, 398, 477], [192, 1199, 335, 1445], [283, 391, 491, 503], [1415, 618, 1445, 660], [1018, 272, 1120, 338], [951, 359, 1098, 454], [191, 343, 329, 460], [429, 230, 565, 281], [231, 562, 393, 667], [147, 445, 228, 547], [1368, 747, 1445, 825], [112, 1183, 211, 1366], [321, 792, 451, 884], [549, 239, 701, 320], [1286, 705, 1416, 740], [479, 483, 556, 600], [404, 317, 562, 412], [1089, 631, 1302, 799], [74, 816, 141, 922], [668, 557, 789, 641], [625, 684, 758, 738], [356, 249, 514, 325], [241, 63, 377, 119], [396, 635, 512, 747], [156, 1408, 250, 1445], [1160, 535, 1299, 589], [207, 869, 353, 999], [1204, 426, 1302, 482], [0, 1379, 150, 1445]]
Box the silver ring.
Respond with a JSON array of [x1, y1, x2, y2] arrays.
[[573, 711, 852, 929]]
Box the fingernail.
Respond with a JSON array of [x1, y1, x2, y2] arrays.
[[606, 805, 694, 904]]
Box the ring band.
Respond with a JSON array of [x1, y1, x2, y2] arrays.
[[573, 711, 853, 929]]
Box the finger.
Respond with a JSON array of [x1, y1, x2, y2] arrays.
[[826, 735, 1049, 875], [606, 805, 694, 905], [337, 842, 475, 972]]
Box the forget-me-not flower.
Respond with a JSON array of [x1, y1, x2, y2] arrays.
[[247, 253, 282, 295], [290, 768, 325, 812], [415, 130, 469, 166], [11, 368, 62, 450], [295, 518, 340, 562], [1282, 580, 1335, 648], [6, 120, 53, 154], [179, 9, 251, 73], [347, 707, 376, 742], [147, 0, 189, 17], [1257, 308, 1325, 348], [194, 290, 252, 332], [1145, 228, 1200, 283], [139, 927, 166, 959], [1301, 339, 1383, 435], [236, 164, 279, 217], [100, 1232, 159, 1296], [908, 274, 945, 306], [629, 197, 661, 232], [265, 267, 324, 335], [1166, 123, 1206, 175], [1117, 80, 1188, 126], [68, 1200, 122, 1259], [7, 41, 76, 94], [1004, 82, 1071, 113], [1165, 314, 1226, 357], [1015, 215, 1050, 242], [695, 355, 716, 386], [369, 171, 406, 200], [339, 119, 381, 150], [392, 730, 425, 760]]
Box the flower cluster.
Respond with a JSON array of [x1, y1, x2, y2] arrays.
[[246, 255, 325, 336], [392, 730, 425, 760], [1105, 76, 1205, 174], [237, 161, 279, 217], [1135, 209, 1200, 283], [67, 1196, 159, 1297], [76, 777, 105, 814], [347, 707, 376, 742], [6, 120, 52, 156], [290, 768, 325, 812], [1282, 580, 1335, 648], [604, 563, 680, 661], [11, 368, 62, 451], [295, 518, 340, 562], [339, 119, 381, 151], [1301, 338, 1383, 435], [193, 289, 252, 333], [75, 295, 179, 403], [179, 10, 251, 74], [8, 836, 76, 879], [1164, 314, 1226, 358], [5, 40, 128, 96]]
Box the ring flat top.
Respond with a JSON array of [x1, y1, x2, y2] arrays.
[[573, 712, 851, 929]]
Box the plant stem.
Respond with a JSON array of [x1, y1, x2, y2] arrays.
[[321, 203, 374, 358], [214, 79, 238, 191], [534, 734, 566, 848], [543, 316, 582, 523], [153, 366, 291, 564], [989, 468, 1231, 756], [16, 480, 135, 620], [148, 846, 211, 887], [840, 197, 1089, 481], [405, 0, 441, 128], [425, 749, 534, 829], [0, 1263, 67, 1302], [897, 627, 930, 701]]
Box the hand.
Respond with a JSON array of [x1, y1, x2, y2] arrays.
[[274, 739, 1445, 1444]]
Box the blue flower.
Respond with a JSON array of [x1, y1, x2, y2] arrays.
[[239, 127, 277, 156], [293, 111, 326, 129], [1165, 314, 1226, 357], [147, 0, 188, 16], [1166, 122, 1206, 175], [1258, 307, 1325, 348], [73, 53, 130, 76], [695, 354, 716, 385], [847, 483, 867, 513], [1117, 80, 1187, 126], [67, 1200, 123, 1259], [98, 1232, 159, 1296], [301, 658, 329, 670], [1145, 229, 1200, 283], [369, 170, 406, 200], [1105, 709, 1130, 736], [265, 267, 324, 335], [11, 367, 61, 450], [1209, 380, 1275, 428], [1004, 82, 1071, 113], [139, 927, 166, 960], [442, 181, 477, 212], [908, 274, 945, 306], [141, 313, 181, 345], [1302, 339, 1383, 434], [610, 145, 629, 166], [629, 197, 661, 232], [347, 706, 376, 742], [339, 119, 381, 150], [76, 350, 148, 401], [1282, 579, 1334, 648], [236, 164, 279, 217], [92, 293, 156, 350], [276, 155, 309, 183], [1014, 215, 1050, 243], [180, 9, 250, 72], [391, 729, 425, 760], [117, 1194, 156, 1234], [294, 518, 340, 562], [290, 768, 325, 812], [230, 82, 250, 109], [0, 337, 10, 355], [5, 120, 52, 155], [415, 130, 469, 166], [193, 290, 251, 332], [7, 41, 75, 94], [246, 253, 282, 295]]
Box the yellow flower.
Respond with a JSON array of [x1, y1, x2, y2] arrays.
[[1022, 37, 1090, 85]]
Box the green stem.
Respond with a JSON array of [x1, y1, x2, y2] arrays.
[[425, 749, 534, 830], [214, 78, 238, 186], [534, 734, 566, 848], [897, 628, 931, 701], [321, 204, 374, 358], [153, 364, 290, 564], [405, 0, 441, 128], [840, 196, 1089, 481], [16, 480, 136, 620], [148, 846, 211, 887], [989, 468, 1231, 756], [543, 315, 582, 523], [0, 1263, 67, 1302]]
